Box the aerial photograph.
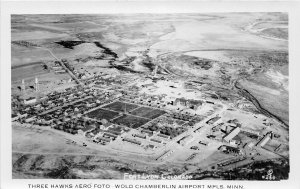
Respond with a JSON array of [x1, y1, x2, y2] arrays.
[[11, 13, 289, 180]]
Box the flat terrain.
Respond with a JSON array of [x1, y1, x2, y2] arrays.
[[12, 124, 99, 155], [12, 62, 49, 82], [113, 115, 150, 128], [130, 107, 166, 119], [86, 108, 120, 121], [103, 101, 139, 112]]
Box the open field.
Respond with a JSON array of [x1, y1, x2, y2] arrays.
[[130, 107, 166, 119], [184, 51, 232, 63], [151, 16, 287, 52], [12, 31, 69, 41], [86, 108, 120, 121], [12, 124, 99, 154], [102, 101, 139, 112], [260, 28, 288, 40], [246, 20, 288, 41], [11, 45, 55, 66], [113, 115, 150, 129], [12, 62, 49, 81]]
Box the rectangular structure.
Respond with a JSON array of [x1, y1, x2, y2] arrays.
[[223, 127, 241, 142]]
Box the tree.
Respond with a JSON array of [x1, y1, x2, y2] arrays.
[[43, 64, 48, 70]]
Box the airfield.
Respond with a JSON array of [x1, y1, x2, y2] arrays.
[[11, 13, 289, 179]]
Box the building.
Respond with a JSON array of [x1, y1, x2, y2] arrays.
[[206, 116, 221, 125], [241, 128, 260, 137], [218, 145, 243, 155], [141, 129, 153, 136], [188, 100, 203, 110], [55, 70, 67, 74], [256, 132, 271, 147], [103, 132, 118, 140], [178, 135, 193, 146], [21, 79, 25, 92], [157, 133, 171, 140], [199, 140, 208, 146], [191, 146, 200, 150], [223, 127, 241, 142], [147, 144, 157, 150], [150, 138, 162, 143], [174, 98, 203, 110], [123, 138, 142, 145], [246, 142, 255, 149], [52, 65, 62, 69], [133, 133, 147, 139], [175, 98, 188, 106], [34, 77, 39, 91], [94, 136, 111, 143], [24, 97, 37, 104]]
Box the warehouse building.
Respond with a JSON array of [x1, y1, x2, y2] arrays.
[[178, 135, 194, 146], [256, 132, 272, 147], [223, 127, 241, 142]]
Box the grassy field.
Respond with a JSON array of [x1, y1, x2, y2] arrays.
[[102, 101, 139, 113], [113, 115, 149, 129], [130, 107, 166, 119], [86, 108, 120, 121], [11, 63, 49, 81]]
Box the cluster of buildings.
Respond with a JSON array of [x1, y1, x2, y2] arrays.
[[123, 127, 172, 149], [256, 132, 272, 148], [174, 98, 203, 111], [86, 124, 126, 145], [166, 112, 196, 122], [13, 61, 279, 164], [121, 92, 167, 109], [202, 115, 277, 164], [141, 114, 187, 139], [11, 83, 122, 130]]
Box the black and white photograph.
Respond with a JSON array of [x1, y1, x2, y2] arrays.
[[10, 12, 289, 180], [1, 1, 300, 189]]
